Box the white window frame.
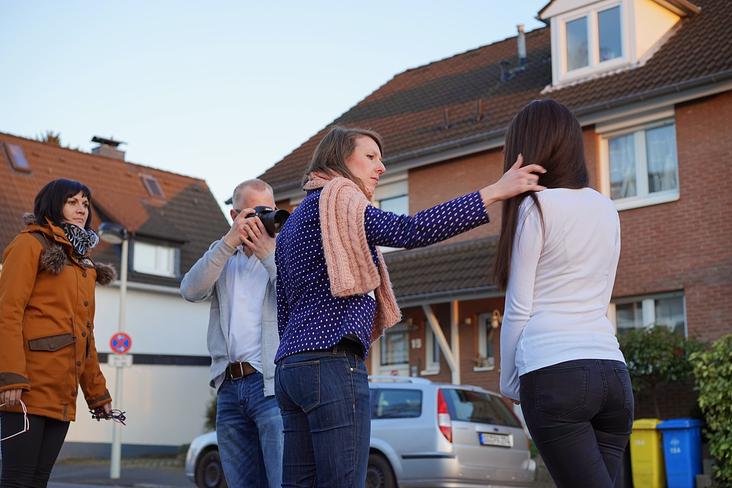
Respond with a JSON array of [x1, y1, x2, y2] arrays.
[[474, 312, 498, 372], [421, 324, 440, 375], [374, 178, 409, 253], [132, 241, 178, 277], [551, 0, 629, 85], [610, 291, 687, 336], [598, 110, 680, 211], [376, 322, 410, 377]]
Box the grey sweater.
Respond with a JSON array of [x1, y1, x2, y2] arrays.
[[180, 239, 279, 396]]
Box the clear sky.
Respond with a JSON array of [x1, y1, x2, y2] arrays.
[[0, 1, 547, 214]]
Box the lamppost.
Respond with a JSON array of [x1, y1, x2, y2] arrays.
[[97, 222, 128, 480]]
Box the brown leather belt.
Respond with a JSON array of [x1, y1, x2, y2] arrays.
[[226, 361, 257, 380]]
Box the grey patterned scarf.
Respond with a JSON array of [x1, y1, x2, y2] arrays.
[[60, 223, 99, 256]]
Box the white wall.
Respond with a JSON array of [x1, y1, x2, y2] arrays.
[[65, 364, 214, 447], [93, 285, 211, 356], [64, 284, 217, 449]]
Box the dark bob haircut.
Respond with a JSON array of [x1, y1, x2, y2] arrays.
[[34, 179, 93, 229]]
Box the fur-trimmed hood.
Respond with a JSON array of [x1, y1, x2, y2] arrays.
[[23, 212, 40, 226], [23, 213, 117, 286]]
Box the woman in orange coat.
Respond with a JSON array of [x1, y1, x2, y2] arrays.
[[0, 179, 116, 488]]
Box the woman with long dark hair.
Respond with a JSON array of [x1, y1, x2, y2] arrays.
[[495, 100, 633, 488], [274, 126, 545, 487], [0, 179, 116, 488]]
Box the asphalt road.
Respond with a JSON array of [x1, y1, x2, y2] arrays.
[[49, 459, 191, 488], [2, 456, 558, 488]]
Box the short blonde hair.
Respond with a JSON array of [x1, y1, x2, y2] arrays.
[[232, 179, 274, 210]]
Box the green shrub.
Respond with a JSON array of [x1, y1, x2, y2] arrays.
[[690, 334, 732, 487], [205, 394, 217, 432], [617, 325, 703, 418]]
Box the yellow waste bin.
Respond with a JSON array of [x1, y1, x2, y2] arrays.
[[630, 418, 666, 488]]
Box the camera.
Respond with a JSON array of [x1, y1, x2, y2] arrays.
[[245, 206, 290, 237]]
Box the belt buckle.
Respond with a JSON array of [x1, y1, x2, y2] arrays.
[[229, 362, 245, 380]]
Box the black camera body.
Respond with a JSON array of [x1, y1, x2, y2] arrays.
[[245, 206, 290, 237]]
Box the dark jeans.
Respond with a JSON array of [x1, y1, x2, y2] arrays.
[[275, 348, 370, 488], [216, 372, 284, 488], [519, 359, 634, 488], [0, 412, 70, 488]]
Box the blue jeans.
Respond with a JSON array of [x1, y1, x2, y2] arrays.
[[519, 359, 634, 488], [216, 372, 284, 488], [275, 349, 370, 488]]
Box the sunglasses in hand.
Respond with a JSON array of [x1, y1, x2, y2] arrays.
[[90, 406, 127, 425]]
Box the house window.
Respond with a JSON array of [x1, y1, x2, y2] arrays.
[[141, 175, 165, 198], [381, 323, 409, 368], [475, 312, 498, 371], [374, 178, 409, 253], [566, 16, 588, 71], [598, 6, 622, 62], [6, 144, 31, 172], [422, 325, 441, 374], [604, 120, 678, 210], [133, 241, 177, 277], [554, 1, 627, 83], [613, 292, 686, 335], [379, 194, 408, 216]]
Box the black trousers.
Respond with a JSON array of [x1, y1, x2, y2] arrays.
[[1, 412, 70, 488], [519, 359, 634, 488]]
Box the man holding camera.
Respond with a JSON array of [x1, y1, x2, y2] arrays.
[[181, 179, 284, 488]]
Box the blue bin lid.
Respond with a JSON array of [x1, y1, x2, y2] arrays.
[[657, 418, 704, 429]]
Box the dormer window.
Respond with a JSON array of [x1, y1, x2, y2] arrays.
[[541, 0, 694, 87], [598, 6, 622, 62], [554, 1, 628, 84], [133, 241, 178, 277]]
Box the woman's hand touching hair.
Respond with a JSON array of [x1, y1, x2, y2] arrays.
[[479, 155, 546, 208]]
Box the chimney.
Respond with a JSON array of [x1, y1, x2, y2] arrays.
[[91, 136, 126, 160], [517, 24, 527, 65]]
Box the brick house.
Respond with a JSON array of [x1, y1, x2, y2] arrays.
[[260, 0, 731, 419], [0, 134, 230, 455]]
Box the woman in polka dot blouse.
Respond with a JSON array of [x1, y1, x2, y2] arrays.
[[274, 125, 545, 487]]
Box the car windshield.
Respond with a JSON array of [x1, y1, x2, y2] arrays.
[[442, 389, 521, 427]]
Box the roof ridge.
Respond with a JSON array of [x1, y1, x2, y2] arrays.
[[0, 130, 208, 185]]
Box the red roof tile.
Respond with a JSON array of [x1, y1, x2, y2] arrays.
[[0, 132, 230, 284], [260, 0, 731, 191]]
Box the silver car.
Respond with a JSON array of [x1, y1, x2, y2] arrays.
[[185, 377, 535, 488], [367, 376, 535, 488], [185, 430, 226, 488]]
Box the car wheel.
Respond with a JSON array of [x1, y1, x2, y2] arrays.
[[195, 448, 228, 488], [366, 453, 396, 488]]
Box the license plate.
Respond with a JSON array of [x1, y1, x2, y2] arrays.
[[479, 432, 512, 447]]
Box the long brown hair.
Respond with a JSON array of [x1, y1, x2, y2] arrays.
[[302, 126, 384, 196], [491, 99, 589, 290]]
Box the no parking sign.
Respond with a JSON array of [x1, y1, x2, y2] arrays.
[[110, 332, 132, 354]]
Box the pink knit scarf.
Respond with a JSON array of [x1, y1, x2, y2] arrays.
[[304, 172, 401, 343]]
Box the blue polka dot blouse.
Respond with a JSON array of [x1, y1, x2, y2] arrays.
[[274, 189, 489, 362]]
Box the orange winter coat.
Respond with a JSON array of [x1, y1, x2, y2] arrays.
[[0, 215, 115, 422]]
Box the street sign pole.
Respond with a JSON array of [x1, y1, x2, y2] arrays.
[[110, 238, 128, 480]]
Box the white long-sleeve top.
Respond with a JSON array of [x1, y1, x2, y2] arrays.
[[499, 188, 625, 401]]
